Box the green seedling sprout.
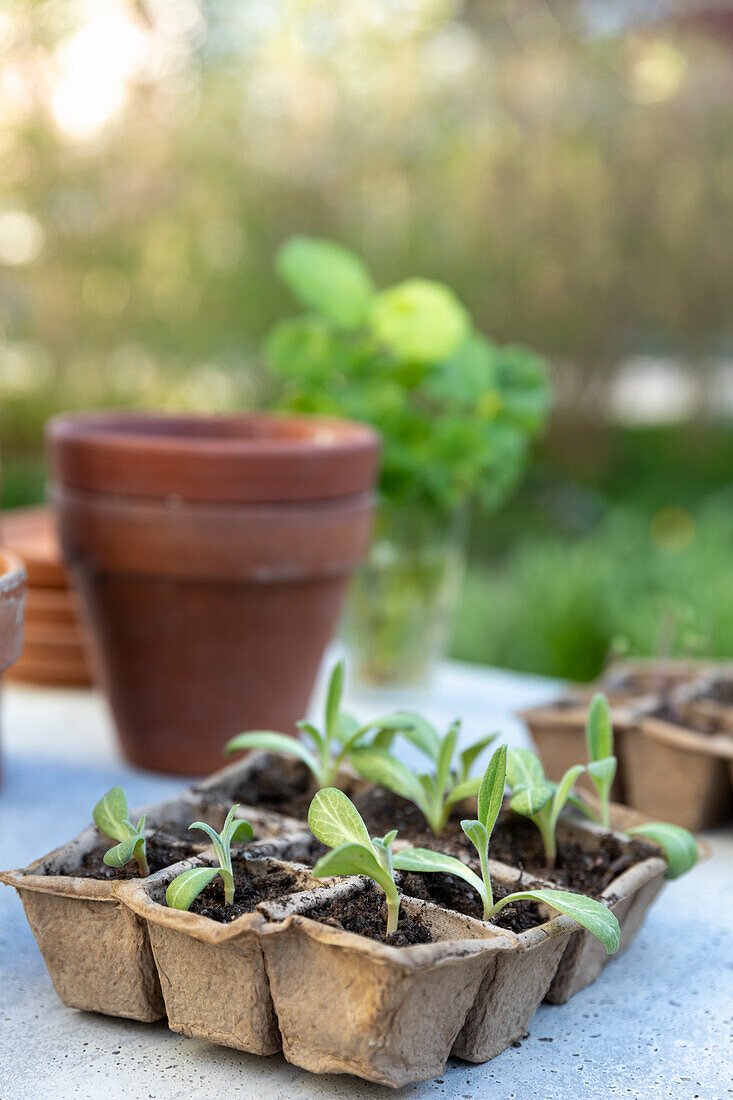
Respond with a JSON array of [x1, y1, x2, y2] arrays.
[[584, 693, 617, 830], [349, 713, 497, 836], [166, 806, 253, 911], [506, 748, 585, 868], [308, 788, 402, 937], [93, 786, 149, 877], [392, 745, 620, 954], [574, 694, 699, 880], [224, 660, 412, 790]]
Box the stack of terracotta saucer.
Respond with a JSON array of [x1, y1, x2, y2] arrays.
[[0, 506, 94, 687]]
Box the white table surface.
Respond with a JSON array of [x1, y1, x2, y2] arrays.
[[1, 659, 732, 1100]]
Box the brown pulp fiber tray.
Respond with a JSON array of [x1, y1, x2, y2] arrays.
[[2, 752, 678, 1086], [521, 663, 733, 832]]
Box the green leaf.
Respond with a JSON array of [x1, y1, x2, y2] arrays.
[[510, 783, 554, 818], [324, 660, 345, 742], [93, 786, 130, 843], [477, 744, 508, 835], [378, 829, 398, 849], [102, 836, 137, 867], [370, 279, 470, 363], [436, 727, 458, 796], [230, 819, 254, 844], [383, 711, 441, 761], [586, 693, 613, 763], [349, 748, 430, 816], [337, 712, 413, 756], [393, 847, 486, 899], [461, 819, 489, 870], [445, 776, 481, 807], [307, 788, 374, 852], [459, 733, 497, 782], [276, 237, 375, 330], [189, 820, 222, 848], [224, 731, 321, 779], [296, 721, 324, 750], [333, 711, 360, 745], [312, 842, 392, 896], [166, 867, 220, 911], [492, 890, 620, 954], [550, 765, 586, 829], [627, 823, 699, 880], [506, 748, 546, 792], [587, 757, 617, 795]]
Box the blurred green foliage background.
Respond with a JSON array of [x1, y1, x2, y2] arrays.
[[2, 1, 733, 679]]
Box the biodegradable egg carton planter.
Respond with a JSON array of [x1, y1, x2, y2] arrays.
[[621, 695, 733, 831], [518, 689, 648, 804], [534, 817, 666, 1004], [119, 851, 322, 1055], [194, 749, 367, 827], [0, 790, 291, 1021], [257, 876, 518, 1087]]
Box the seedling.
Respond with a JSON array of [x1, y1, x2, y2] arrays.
[[93, 786, 149, 877], [392, 746, 620, 953], [506, 748, 585, 868], [225, 660, 411, 790], [308, 788, 402, 937], [573, 695, 699, 879], [166, 806, 253, 911], [350, 715, 496, 835], [584, 693, 617, 830]]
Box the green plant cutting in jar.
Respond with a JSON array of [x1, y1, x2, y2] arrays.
[[265, 236, 550, 686]]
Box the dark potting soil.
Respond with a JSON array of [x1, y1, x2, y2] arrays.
[[57, 829, 200, 880], [352, 786, 471, 853], [653, 702, 728, 736], [708, 680, 733, 706], [305, 881, 433, 946], [490, 816, 653, 897], [228, 756, 315, 819], [245, 835, 328, 867], [398, 870, 547, 933], [187, 860, 300, 923]]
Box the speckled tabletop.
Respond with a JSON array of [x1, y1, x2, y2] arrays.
[[1, 659, 731, 1100]]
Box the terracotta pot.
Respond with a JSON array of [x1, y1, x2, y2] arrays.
[[47, 412, 379, 775], [0, 549, 26, 673], [601, 657, 714, 698]]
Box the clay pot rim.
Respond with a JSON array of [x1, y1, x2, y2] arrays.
[[0, 549, 26, 596], [48, 410, 380, 504]]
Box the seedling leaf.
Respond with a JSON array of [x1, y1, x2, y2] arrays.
[[626, 823, 699, 879], [586, 693, 613, 762], [460, 733, 497, 782], [103, 836, 137, 867], [308, 787, 374, 852], [393, 847, 486, 899], [325, 660, 345, 740], [93, 786, 130, 842], [507, 748, 545, 791], [491, 889, 620, 954], [477, 744, 507, 834], [349, 748, 429, 812], [230, 820, 255, 843], [165, 867, 219, 911], [224, 731, 321, 778], [510, 783, 554, 817], [445, 776, 481, 807]]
